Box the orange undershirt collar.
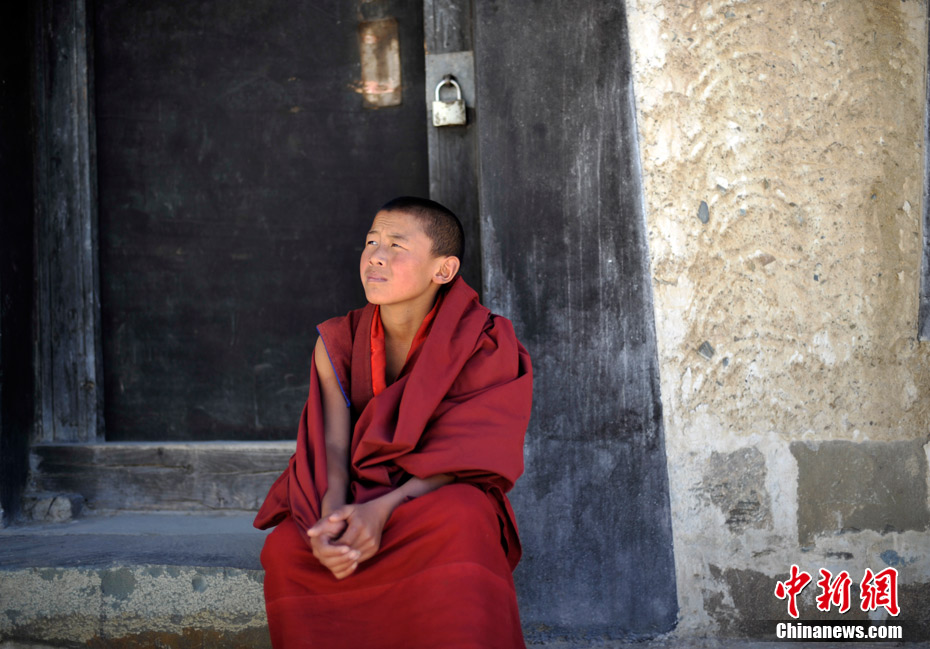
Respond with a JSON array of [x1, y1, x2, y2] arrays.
[[370, 298, 440, 396]]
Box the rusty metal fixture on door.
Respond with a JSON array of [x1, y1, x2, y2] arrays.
[[432, 76, 466, 127]]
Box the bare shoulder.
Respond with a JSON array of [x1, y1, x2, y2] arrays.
[[314, 336, 337, 382]]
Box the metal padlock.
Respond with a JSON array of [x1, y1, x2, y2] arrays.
[[432, 76, 466, 127]]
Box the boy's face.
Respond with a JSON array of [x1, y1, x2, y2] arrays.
[[360, 210, 449, 308]]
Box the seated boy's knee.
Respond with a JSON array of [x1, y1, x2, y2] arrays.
[[430, 482, 496, 527], [260, 518, 302, 572]]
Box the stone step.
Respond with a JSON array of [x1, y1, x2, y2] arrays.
[[2, 512, 923, 649], [0, 511, 271, 648]]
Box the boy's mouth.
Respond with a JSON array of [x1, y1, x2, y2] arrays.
[[365, 273, 387, 282]]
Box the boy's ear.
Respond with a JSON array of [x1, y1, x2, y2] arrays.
[[433, 256, 460, 284]]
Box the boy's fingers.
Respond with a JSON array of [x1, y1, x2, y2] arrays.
[[308, 515, 348, 538], [326, 552, 359, 577], [317, 543, 353, 559], [312, 535, 349, 556], [318, 551, 358, 576], [316, 539, 360, 562], [338, 522, 363, 548], [333, 564, 357, 580], [323, 552, 357, 571], [327, 506, 353, 522]]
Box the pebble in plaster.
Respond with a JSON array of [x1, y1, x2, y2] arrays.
[[698, 200, 710, 224]]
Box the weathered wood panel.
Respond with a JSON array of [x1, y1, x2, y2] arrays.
[[33, 0, 104, 443], [423, 0, 482, 294], [425, 0, 473, 52], [475, 0, 678, 637], [31, 443, 295, 511], [93, 0, 428, 440]]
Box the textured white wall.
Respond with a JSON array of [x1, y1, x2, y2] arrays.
[[627, 0, 930, 634]]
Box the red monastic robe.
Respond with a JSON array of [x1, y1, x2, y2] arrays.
[[254, 277, 533, 649]]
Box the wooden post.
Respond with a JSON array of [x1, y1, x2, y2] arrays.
[[423, 0, 482, 295], [33, 0, 104, 442]]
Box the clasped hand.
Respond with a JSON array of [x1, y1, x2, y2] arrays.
[[307, 499, 391, 580]]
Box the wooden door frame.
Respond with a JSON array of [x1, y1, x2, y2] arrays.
[[24, 0, 473, 512], [33, 0, 465, 444], [423, 0, 482, 295]]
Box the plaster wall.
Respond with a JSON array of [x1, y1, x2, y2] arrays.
[[627, 0, 930, 635]]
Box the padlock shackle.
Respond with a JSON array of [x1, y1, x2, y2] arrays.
[[434, 77, 463, 102]]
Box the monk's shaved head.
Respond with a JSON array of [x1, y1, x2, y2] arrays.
[[379, 196, 464, 263]]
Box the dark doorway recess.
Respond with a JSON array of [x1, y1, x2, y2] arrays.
[[94, 0, 428, 440], [0, 0, 36, 523], [474, 0, 679, 636]]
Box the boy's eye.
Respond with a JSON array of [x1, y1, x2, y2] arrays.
[[366, 240, 377, 246], [391, 243, 403, 248]]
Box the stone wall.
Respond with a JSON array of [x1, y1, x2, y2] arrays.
[[627, 0, 930, 636]]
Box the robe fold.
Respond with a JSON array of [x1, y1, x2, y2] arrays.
[[255, 277, 533, 649]]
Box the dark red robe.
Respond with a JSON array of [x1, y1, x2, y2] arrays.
[[255, 277, 533, 649]]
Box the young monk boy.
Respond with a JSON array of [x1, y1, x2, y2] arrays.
[[254, 196, 533, 649]]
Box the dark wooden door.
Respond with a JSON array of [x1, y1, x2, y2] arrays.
[[94, 1, 428, 440], [473, 0, 679, 637]]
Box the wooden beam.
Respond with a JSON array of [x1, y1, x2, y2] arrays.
[[31, 442, 295, 511], [33, 0, 104, 442]]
